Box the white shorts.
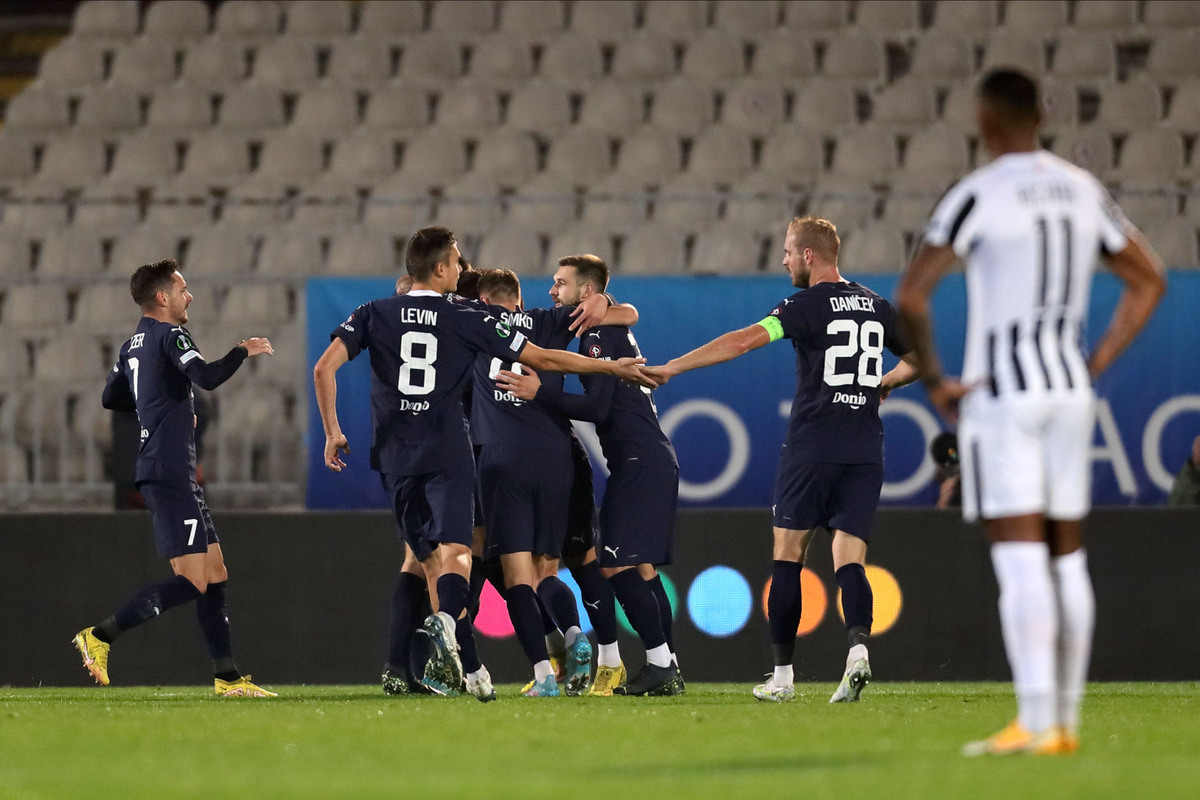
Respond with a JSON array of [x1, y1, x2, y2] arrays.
[[958, 391, 1096, 523]]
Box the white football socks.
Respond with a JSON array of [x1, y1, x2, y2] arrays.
[[597, 643, 621, 668], [564, 626, 583, 647], [1051, 549, 1095, 734], [846, 643, 869, 671], [533, 660, 555, 683], [646, 643, 672, 668], [773, 665, 794, 687], [991, 541, 1058, 734]]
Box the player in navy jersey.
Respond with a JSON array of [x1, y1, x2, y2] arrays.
[[471, 268, 636, 696], [498, 255, 684, 697], [72, 259, 276, 697], [643, 217, 918, 703], [313, 228, 656, 700]]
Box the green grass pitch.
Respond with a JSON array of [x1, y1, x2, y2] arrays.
[[2, 682, 1197, 799]]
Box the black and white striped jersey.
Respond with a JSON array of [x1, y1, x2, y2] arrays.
[[924, 150, 1129, 400]]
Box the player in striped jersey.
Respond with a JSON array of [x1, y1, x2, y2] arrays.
[[898, 69, 1165, 756]]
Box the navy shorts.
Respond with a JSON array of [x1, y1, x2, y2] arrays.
[[380, 460, 476, 563], [478, 445, 572, 558], [772, 446, 883, 542], [139, 480, 218, 560], [563, 437, 599, 560], [598, 458, 678, 568]]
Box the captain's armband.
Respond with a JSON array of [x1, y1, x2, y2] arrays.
[[756, 316, 785, 343]]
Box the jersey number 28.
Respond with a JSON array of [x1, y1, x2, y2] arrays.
[[823, 319, 883, 388]]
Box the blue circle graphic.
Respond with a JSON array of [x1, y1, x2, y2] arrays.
[[686, 565, 752, 638]]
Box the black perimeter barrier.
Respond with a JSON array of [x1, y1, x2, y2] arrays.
[[2, 508, 1197, 687]]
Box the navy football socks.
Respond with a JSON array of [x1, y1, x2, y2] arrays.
[[99, 574, 203, 642], [646, 574, 674, 654], [386, 572, 426, 679], [467, 557, 487, 621], [436, 573, 470, 621], [195, 580, 239, 679], [506, 584, 551, 667], [836, 563, 873, 647], [609, 568, 666, 651], [768, 560, 803, 666], [571, 560, 617, 645], [537, 575, 581, 633], [454, 614, 483, 674]]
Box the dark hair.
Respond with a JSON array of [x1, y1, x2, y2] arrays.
[[977, 68, 1041, 126], [477, 268, 521, 302], [130, 259, 179, 308], [406, 226, 456, 281], [558, 254, 609, 292], [455, 269, 482, 299]]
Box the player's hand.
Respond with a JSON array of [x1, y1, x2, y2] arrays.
[[640, 365, 672, 386], [496, 367, 542, 401], [926, 377, 969, 424], [240, 337, 274, 357], [613, 357, 658, 388], [569, 293, 610, 337], [324, 433, 350, 472]]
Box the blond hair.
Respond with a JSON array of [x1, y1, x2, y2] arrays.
[[787, 216, 840, 264]]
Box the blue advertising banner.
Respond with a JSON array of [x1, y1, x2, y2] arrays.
[[306, 272, 1199, 510]]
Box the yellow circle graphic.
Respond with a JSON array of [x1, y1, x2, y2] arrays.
[[835, 565, 902, 634]]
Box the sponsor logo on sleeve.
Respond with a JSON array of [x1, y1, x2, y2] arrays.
[[508, 331, 527, 353], [180, 350, 201, 364]]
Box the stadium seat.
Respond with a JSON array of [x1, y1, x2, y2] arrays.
[[362, 173, 434, 230], [1141, 217, 1199, 268], [720, 78, 786, 135], [1039, 78, 1079, 131], [615, 126, 682, 183], [548, 224, 616, 267], [363, 85, 432, 132], [183, 225, 257, 276], [398, 130, 468, 181], [1145, 32, 1200, 83], [1165, 79, 1200, 134], [885, 172, 949, 229], [34, 335, 112, 384], [222, 178, 291, 229], [34, 40, 107, 88], [687, 126, 754, 182], [1049, 127, 1114, 178], [249, 39, 321, 90], [1113, 129, 1186, 185], [217, 85, 287, 131], [0, 135, 35, 189], [852, 0, 920, 36], [36, 136, 110, 185], [869, 80, 937, 133], [327, 229, 406, 276], [438, 174, 505, 232], [327, 131, 399, 181], [611, 33, 677, 87], [467, 38, 535, 89], [1095, 77, 1163, 134], [291, 178, 363, 230], [109, 225, 183, 272], [791, 80, 857, 133], [546, 128, 613, 182], [838, 222, 909, 274], [0, 286, 69, 333], [751, 32, 817, 88], [580, 173, 650, 232], [690, 223, 766, 275], [1144, 0, 1200, 30], [827, 126, 899, 184], [357, 1, 425, 38], [927, 0, 998, 37], [0, 338, 31, 379], [723, 171, 800, 232], [257, 228, 326, 276], [0, 231, 34, 276], [75, 86, 143, 133], [34, 229, 106, 278], [504, 82, 572, 134], [1115, 190, 1178, 231], [325, 38, 394, 88], [1051, 32, 1117, 84], [498, 0, 566, 42], [539, 34, 605, 87], [810, 175, 879, 230], [649, 80, 714, 135], [145, 85, 214, 133], [108, 40, 179, 89], [213, 0, 281, 39], [781, 0, 848, 32], [181, 39, 250, 87], [712, 0, 779, 35], [284, 0, 353, 38], [822, 33, 887, 87], [72, 181, 142, 230], [399, 35, 467, 86], [71, 282, 144, 337], [619, 223, 688, 274], [907, 37, 973, 87], [759, 127, 822, 185], [939, 82, 978, 131], [219, 282, 294, 328], [291, 87, 362, 134], [2, 91, 71, 136], [429, 0, 496, 36], [475, 226, 546, 274], [899, 125, 971, 186], [980, 33, 1047, 73], [180, 132, 253, 182], [258, 133, 329, 182], [508, 173, 579, 231], [142, 0, 210, 41], [144, 178, 219, 227], [1000, 0, 1068, 33], [471, 129, 539, 185], [571, 0, 637, 37], [642, 0, 707, 38], [579, 82, 645, 136], [434, 81, 502, 131], [71, 0, 140, 41], [1071, 0, 1139, 31], [680, 32, 746, 85], [654, 174, 722, 227], [1, 184, 70, 228]]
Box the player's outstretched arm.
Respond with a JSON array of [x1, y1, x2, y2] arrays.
[[497, 366, 614, 423], [880, 355, 921, 400], [182, 337, 272, 391], [313, 338, 352, 472], [643, 324, 770, 385], [1089, 230, 1166, 380], [569, 294, 638, 335], [517, 343, 657, 388], [897, 242, 969, 422]]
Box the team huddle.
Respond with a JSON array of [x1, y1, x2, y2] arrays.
[[71, 69, 1165, 756]]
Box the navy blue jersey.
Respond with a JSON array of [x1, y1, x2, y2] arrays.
[[332, 289, 529, 475], [758, 281, 907, 464], [103, 317, 247, 483], [535, 326, 676, 468], [469, 304, 577, 450]]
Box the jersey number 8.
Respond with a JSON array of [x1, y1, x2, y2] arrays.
[[823, 319, 884, 388], [397, 331, 438, 395]]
